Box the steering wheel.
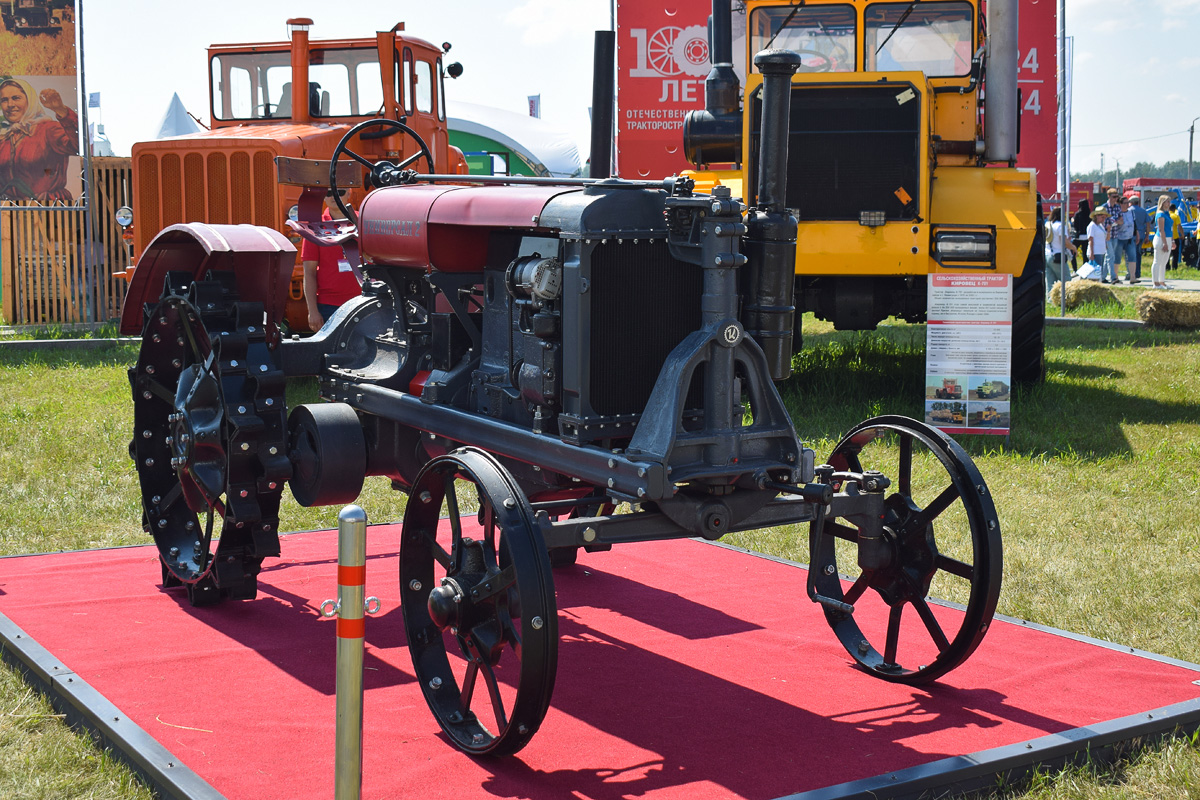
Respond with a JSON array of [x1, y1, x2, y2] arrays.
[[792, 48, 836, 73], [330, 118, 435, 224]]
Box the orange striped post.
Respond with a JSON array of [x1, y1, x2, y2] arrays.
[[320, 505, 379, 800]]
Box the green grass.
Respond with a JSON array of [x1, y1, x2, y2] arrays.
[[2, 320, 1199, 798]]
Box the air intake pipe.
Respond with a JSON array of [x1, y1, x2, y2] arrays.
[[983, 0, 1019, 163], [683, 0, 742, 166], [589, 31, 616, 178], [741, 50, 801, 381]]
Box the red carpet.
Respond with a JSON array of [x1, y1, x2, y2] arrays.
[[2, 527, 1198, 800]]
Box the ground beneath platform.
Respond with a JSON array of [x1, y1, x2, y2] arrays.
[[2, 527, 1198, 800]]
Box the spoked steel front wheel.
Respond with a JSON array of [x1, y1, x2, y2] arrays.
[[399, 448, 558, 755], [809, 416, 1002, 684]]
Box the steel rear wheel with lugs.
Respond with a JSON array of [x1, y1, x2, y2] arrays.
[[809, 416, 1002, 684], [130, 270, 290, 606], [399, 448, 558, 756]]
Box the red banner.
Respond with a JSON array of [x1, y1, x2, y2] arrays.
[[615, 2, 712, 178], [615, 1, 1058, 190]]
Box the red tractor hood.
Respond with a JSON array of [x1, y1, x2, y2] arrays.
[[357, 184, 579, 272]]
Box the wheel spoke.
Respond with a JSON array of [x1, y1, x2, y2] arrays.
[[935, 553, 975, 580], [482, 502, 496, 554], [143, 376, 177, 403], [155, 482, 183, 513], [844, 449, 864, 474], [898, 434, 913, 497], [912, 595, 950, 651], [479, 659, 509, 731], [444, 474, 463, 545], [911, 484, 959, 529], [884, 603, 903, 664], [842, 573, 870, 606], [460, 658, 480, 715], [500, 608, 522, 659]]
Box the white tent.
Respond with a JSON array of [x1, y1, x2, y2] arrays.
[[155, 93, 202, 139], [448, 101, 580, 178]]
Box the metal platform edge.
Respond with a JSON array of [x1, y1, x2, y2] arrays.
[[0, 612, 227, 800], [773, 697, 1200, 800], [700, 540, 1200, 800]]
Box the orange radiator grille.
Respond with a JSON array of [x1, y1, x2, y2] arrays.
[[135, 148, 279, 254]]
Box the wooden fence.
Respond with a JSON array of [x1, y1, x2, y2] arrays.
[[1, 157, 133, 326]]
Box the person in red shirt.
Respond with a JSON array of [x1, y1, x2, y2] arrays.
[[301, 190, 360, 330], [0, 78, 79, 203]]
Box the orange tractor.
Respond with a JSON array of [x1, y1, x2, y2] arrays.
[[116, 18, 468, 331], [934, 377, 963, 400]]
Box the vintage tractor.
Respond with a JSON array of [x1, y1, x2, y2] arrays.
[[122, 51, 1002, 756]]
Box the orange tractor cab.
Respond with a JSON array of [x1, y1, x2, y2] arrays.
[[118, 18, 468, 333]]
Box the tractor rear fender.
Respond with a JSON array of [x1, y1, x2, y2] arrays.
[[119, 223, 296, 335]]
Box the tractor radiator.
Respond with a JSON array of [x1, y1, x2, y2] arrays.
[[751, 84, 922, 222], [135, 149, 278, 254], [587, 240, 702, 418]]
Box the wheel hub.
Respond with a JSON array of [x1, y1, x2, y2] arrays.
[[428, 578, 464, 630]]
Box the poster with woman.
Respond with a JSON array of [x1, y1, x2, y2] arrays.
[[0, 1, 82, 207]]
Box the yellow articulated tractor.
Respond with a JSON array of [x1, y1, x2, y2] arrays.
[[683, 0, 1044, 384]]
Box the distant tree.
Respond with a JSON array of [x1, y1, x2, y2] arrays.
[[1073, 159, 1192, 183]]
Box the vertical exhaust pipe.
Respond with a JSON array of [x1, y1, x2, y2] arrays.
[[983, 0, 1019, 163], [742, 50, 802, 381], [684, 0, 742, 165], [589, 30, 615, 178]]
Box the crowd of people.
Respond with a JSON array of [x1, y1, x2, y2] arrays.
[[1048, 187, 1196, 293]]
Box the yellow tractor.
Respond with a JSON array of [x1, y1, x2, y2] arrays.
[[683, 0, 1044, 384]]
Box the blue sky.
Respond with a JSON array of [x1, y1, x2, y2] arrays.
[[81, 0, 1200, 177]]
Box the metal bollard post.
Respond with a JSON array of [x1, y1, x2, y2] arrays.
[[320, 505, 380, 800]]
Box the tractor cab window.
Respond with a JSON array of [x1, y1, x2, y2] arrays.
[[749, 5, 856, 73], [864, 2, 974, 77], [212, 51, 291, 120], [309, 48, 383, 116], [414, 59, 434, 114], [211, 47, 383, 120]]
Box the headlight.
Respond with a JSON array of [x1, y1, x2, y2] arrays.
[[115, 206, 133, 227], [932, 228, 994, 266], [288, 204, 299, 222]]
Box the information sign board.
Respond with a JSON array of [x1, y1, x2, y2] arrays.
[[925, 275, 1012, 436]]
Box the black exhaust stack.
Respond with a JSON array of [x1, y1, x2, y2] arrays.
[[742, 50, 801, 381], [683, 0, 742, 166], [589, 30, 615, 178]]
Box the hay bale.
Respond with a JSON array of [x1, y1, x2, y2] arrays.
[[1134, 290, 1200, 329], [1049, 280, 1119, 310]]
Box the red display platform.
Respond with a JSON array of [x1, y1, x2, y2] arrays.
[[2, 527, 1199, 800]]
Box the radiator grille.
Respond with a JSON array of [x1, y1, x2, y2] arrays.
[[183, 153, 205, 223], [137, 154, 159, 236], [253, 152, 275, 227], [160, 154, 183, 228], [588, 241, 702, 417], [752, 84, 921, 221], [135, 148, 278, 253], [230, 152, 252, 222], [207, 154, 229, 224]]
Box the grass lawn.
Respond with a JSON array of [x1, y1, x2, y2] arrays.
[[1, 318, 1199, 798]]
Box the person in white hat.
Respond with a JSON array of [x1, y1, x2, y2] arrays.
[[1087, 207, 1111, 282]]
